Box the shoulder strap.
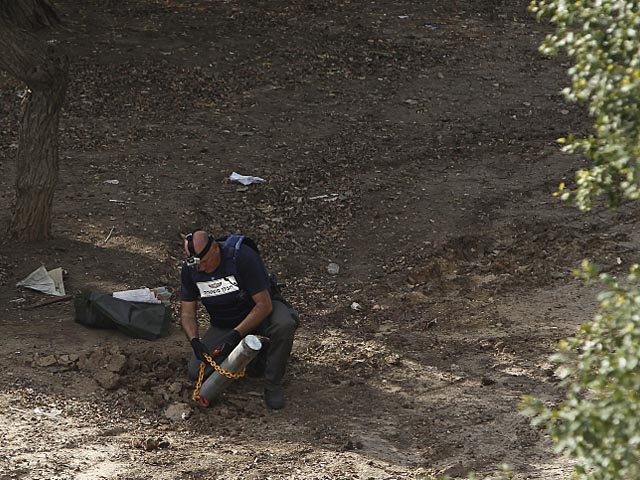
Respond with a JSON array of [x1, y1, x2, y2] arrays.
[[220, 234, 278, 298], [220, 234, 246, 279], [222, 234, 245, 259]]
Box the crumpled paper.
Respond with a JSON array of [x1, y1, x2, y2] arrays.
[[229, 171, 266, 185], [16, 265, 66, 296]]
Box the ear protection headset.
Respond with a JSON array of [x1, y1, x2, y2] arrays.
[[185, 229, 214, 269]]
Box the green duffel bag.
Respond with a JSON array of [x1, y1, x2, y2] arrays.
[[74, 291, 171, 340]]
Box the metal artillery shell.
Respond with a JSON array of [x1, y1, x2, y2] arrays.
[[198, 335, 262, 406]]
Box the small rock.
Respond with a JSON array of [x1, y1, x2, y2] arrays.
[[81, 350, 107, 372], [481, 376, 496, 386], [165, 402, 192, 421], [168, 382, 183, 394], [94, 370, 120, 390], [101, 426, 126, 436], [143, 438, 158, 451], [384, 354, 402, 366], [36, 355, 57, 367], [341, 439, 355, 451], [106, 353, 127, 373], [440, 463, 472, 478], [406, 291, 429, 305], [57, 353, 79, 367], [132, 436, 169, 451], [58, 354, 71, 365], [327, 263, 340, 275]]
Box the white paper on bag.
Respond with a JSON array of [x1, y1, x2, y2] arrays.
[[112, 287, 161, 304], [16, 266, 66, 296]]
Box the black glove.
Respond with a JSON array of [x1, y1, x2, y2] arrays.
[[190, 337, 209, 362], [212, 329, 242, 363]]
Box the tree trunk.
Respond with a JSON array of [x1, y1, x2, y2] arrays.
[[11, 71, 67, 241], [0, 0, 68, 241]]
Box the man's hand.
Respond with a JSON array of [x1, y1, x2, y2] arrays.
[[212, 329, 242, 363], [190, 337, 209, 362]]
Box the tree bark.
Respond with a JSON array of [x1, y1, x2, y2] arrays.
[[0, 0, 68, 241]]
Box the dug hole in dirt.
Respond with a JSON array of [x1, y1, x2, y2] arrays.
[[1, 1, 638, 479]]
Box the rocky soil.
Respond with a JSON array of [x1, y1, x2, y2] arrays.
[[1, 0, 638, 479]]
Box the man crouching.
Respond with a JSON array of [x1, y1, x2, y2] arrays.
[[180, 229, 298, 410]]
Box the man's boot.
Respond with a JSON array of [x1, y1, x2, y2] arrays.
[[264, 385, 286, 410]]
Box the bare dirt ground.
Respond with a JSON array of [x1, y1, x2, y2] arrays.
[[1, 0, 638, 478]]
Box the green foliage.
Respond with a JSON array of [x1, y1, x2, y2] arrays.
[[522, 261, 640, 479], [530, 0, 640, 210], [526, 2, 640, 478]]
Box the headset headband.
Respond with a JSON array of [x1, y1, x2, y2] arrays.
[[186, 230, 213, 258]]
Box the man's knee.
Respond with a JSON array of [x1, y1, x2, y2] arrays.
[[269, 301, 298, 337]]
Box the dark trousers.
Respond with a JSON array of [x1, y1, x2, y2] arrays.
[[188, 300, 298, 386]]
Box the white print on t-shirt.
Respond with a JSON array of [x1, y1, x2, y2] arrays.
[[197, 275, 239, 298]]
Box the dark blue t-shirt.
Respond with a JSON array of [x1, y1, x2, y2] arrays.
[[180, 243, 271, 328]]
